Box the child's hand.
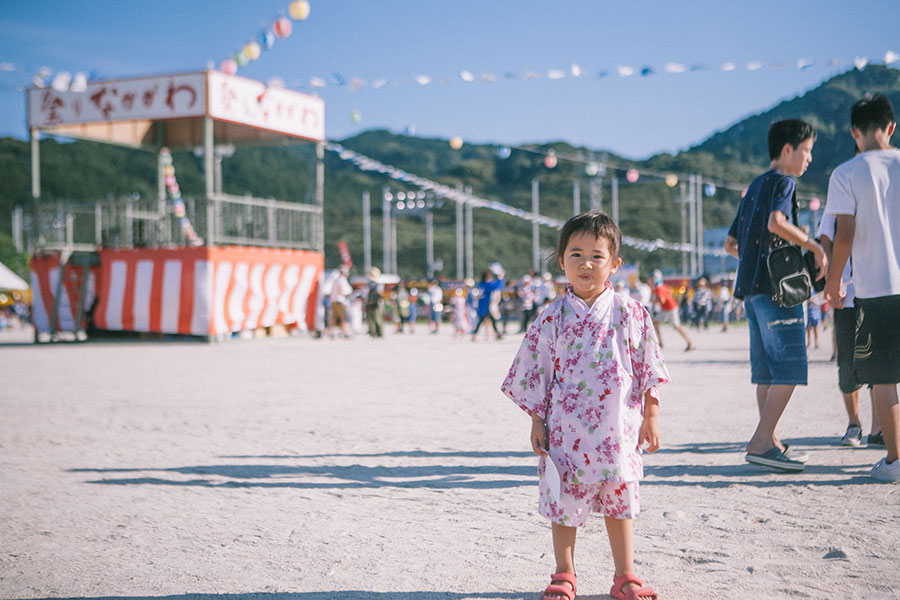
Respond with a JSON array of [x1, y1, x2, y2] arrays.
[[530, 417, 548, 456], [639, 415, 660, 453]]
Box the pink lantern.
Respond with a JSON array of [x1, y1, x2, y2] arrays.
[[544, 152, 557, 169], [809, 197, 821, 211], [274, 17, 292, 38], [626, 168, 639, 183], [220, 59, 238, 75]]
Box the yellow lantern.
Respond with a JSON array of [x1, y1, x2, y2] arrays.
[[244, 41, 261, 61], [289, 0, 311, 20], [449, 136, 463, 150], [665, 174, 679, 187]]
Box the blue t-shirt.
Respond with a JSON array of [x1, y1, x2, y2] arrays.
[[476, 278, 503, 316], [727, 170, 795, 299]]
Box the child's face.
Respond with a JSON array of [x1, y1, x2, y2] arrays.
[[781, 137, 814, 177], [559, 231, 621, 305]]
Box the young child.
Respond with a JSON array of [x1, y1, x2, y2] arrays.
[[501, 211, 669, 600]]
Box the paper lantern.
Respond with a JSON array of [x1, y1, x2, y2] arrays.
[[244, 41, 261, 61], [626, 168, 640, 183], [704, 183, 717, 197], [234, 50, 249, 67], [809, 197, 821, 211], [665, 174, 678, 187], [497, 146, 511, 159], [350, 109, 362, 123], [220, 58, 238, 75], [289, 0, 311, 20], [585, 162, 599, 176], [449, 136, 463, 150], [274, 17, 292, 38], [544, 153, 557, 169], [164, 165, 175, 177], [260, 30, 275, 50]]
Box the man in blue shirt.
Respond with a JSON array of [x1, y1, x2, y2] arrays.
[[725, 119, 827, 472]]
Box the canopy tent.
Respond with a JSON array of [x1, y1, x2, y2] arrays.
[[27, 70, 324, 149], [23, 70, 327, 340], [0, 260, 28, 291]]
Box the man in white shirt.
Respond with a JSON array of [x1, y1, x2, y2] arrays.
[[823, 94, 900, 482]]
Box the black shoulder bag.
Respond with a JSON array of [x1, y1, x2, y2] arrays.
[[765, 179, 818, 308]]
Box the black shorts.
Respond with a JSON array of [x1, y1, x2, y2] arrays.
[[854, 295, 900, 385], [834, 308, 862, 394]]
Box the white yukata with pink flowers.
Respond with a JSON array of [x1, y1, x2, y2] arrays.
[[501, 282, 670, 526]]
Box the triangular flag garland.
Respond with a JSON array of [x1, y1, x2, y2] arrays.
[[325, 141, 730, 258]]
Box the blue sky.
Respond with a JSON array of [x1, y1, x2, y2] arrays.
[[1, 0, 898, 159]]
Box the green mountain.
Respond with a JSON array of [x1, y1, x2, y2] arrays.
[[1, 65, 898, 279]]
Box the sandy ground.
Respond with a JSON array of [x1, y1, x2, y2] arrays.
[[1, 319, 898, 600]]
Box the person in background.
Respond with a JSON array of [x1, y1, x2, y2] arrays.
[[716, 281, 733, 332], [724, 118, 825, 472], [823, 94, 900, 482], [365, 267, 384, 339], [326, 264, 353, 338], [651, 271, 695, 352], [427, 279, 443, 334], [518, 273, 536, 333], [692, 277, 713, 329], [472, 269, 504, 341]]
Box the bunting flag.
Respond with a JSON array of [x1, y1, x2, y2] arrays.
[[8, 48, 897, 95], [325, 142, 729, 257], [276, 49, 898, 93]]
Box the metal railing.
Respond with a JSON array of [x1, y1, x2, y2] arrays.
[[15, 193, 322, 253]]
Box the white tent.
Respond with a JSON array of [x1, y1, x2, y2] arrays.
[[0, 260, 28, 291]]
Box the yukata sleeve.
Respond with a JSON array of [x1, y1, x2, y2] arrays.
[[629, 303, 670, 402], [500, 309, 556, 420]]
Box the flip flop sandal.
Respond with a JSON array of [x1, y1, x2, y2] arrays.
[[611, 573, 658, 600], [542, 571, 576, 600]]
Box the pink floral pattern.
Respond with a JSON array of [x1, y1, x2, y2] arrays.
[[501, 283, 669, 485]]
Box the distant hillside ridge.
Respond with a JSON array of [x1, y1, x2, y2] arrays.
[[1, 65, 898, 278]]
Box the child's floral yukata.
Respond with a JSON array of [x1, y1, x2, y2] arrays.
[[501, 282, 669, 526]]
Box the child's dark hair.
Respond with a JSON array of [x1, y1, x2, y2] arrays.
[[851, 93, 895, 134], [767, 119, 816, 160], [555, 211, 622, 263]]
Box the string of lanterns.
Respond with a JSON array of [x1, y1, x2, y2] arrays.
[[325, 141, 729, 257], [161, 148, 204, 247], [219, 0, 311, 75]]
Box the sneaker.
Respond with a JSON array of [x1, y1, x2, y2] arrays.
[[782, 445, 809, 463], [867, 432, 885, 448], [841, 425, 863, 447], [870, 457, 900, 483], [746, 447, 805, 472]]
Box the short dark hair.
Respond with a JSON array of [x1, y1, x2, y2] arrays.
[[767, 119, 816, 160], [851, 94, 895, 134], [555, 211, 622, 264]]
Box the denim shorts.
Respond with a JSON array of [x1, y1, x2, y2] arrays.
[[745, 293, 807, 385]]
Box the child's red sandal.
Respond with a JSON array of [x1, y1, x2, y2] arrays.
[[610, 572, 657, 600], [542, 571, 576, 600]]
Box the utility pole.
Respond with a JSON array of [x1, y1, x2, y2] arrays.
[[425, 209, 434, 279], [456, 183, 464, 280], [688, 174, 697, 277], [382, 186, 391, 273], [679, 181, 688, 276], [465, 185, 474, 280], [532, 178, 540, 272], [696, 173, 704, 275], [611, 175, 619, 224], [362, 191, 371, 273], [573, 179, 581, 215]]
